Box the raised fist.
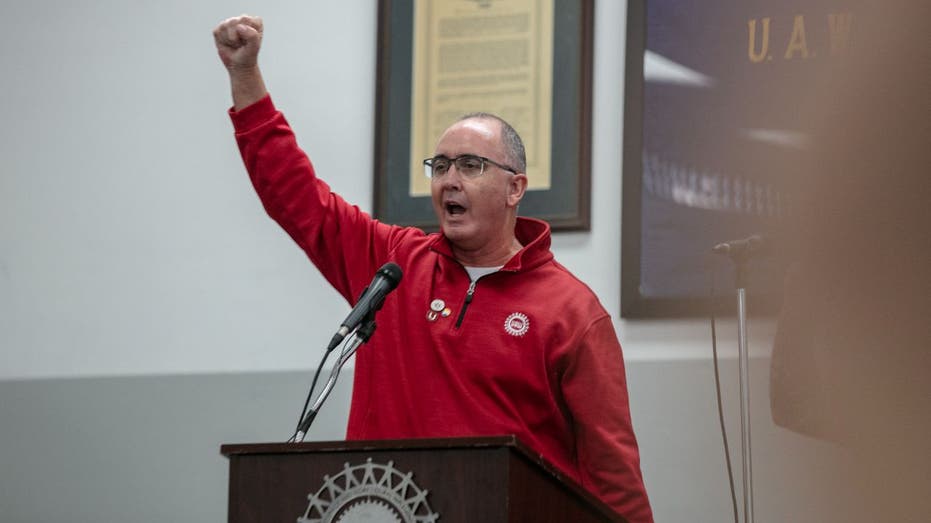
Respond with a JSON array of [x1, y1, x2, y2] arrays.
[[213, 15, 264, 71]]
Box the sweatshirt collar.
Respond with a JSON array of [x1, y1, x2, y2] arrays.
[[429, 217, 554, 272]]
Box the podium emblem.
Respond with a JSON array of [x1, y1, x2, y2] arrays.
[[298, 458, 439, 523]]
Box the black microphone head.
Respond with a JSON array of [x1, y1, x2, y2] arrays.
[[377, 262, 403, 290]]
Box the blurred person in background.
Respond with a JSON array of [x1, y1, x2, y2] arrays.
[[769, 2, 930, 521]]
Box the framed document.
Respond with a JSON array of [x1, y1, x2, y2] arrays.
[[620, 0, 854, 317], [373, 0, 593, 231]]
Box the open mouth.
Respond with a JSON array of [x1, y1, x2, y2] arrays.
[[445, 202, 466, 215]]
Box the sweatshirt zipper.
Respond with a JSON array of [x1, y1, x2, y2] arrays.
[[455, 280, 477, 328]]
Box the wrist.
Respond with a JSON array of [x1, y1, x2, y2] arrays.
[[228, 65, 268, 111], [227, 63, 261, 81]]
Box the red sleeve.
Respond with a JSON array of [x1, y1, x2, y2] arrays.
[[562, 315, 654, 523], [229, 95, 410, 304]]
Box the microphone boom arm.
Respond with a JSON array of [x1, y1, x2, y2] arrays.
[[294, 316, 377, 442]]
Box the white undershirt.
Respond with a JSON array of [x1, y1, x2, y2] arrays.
[[464, 265, 503, 282]]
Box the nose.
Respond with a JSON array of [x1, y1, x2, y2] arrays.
[[440, 164, 464, 190]]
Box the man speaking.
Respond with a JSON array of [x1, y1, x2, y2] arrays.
[[214, 14, 652, 522]]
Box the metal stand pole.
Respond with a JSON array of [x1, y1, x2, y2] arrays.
[[712, 234, 763, 523], [736, 286, 754, 523]]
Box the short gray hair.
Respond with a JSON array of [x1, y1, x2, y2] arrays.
[[458, 112, 527, 173]]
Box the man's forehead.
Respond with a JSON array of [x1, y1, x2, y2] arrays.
[[435, 117, 500, 153], [453, 116, 498, 133]]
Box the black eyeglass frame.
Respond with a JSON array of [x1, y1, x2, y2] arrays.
[[422, 154, 519, 180]]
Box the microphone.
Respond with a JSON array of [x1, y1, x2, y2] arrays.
[[712, 234, 766, 257], [327, 262, 403, 351]]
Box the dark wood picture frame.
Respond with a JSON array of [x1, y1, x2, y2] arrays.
[[373, 0, 593, 231]]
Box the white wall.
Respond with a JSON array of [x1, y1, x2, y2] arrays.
[[1, 0, 372, 379], [0, 1, 830, 522], [0, 0, 768, 381]]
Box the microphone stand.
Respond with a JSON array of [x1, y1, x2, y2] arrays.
[[293, 314, 377, 443], [727, 251, 755, 523]]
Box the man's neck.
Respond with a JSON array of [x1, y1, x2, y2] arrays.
[[452, 236, 523, 267]]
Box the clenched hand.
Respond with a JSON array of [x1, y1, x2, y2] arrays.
[[214, 15, 263, 70]]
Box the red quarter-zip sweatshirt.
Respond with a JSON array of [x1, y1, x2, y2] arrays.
[[231, 95, 653, 522]]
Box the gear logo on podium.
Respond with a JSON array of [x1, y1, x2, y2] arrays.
[[298, 458, 439, 523]]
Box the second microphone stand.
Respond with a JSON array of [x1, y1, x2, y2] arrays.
[[726, 251, 755, 523]]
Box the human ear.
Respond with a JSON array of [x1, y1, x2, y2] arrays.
[[507, 173, 528, 207]]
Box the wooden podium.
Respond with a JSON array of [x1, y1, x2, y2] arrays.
[[221, 435, 626, 522]]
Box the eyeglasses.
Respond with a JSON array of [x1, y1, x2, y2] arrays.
[[423, 154, 518, 180]]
